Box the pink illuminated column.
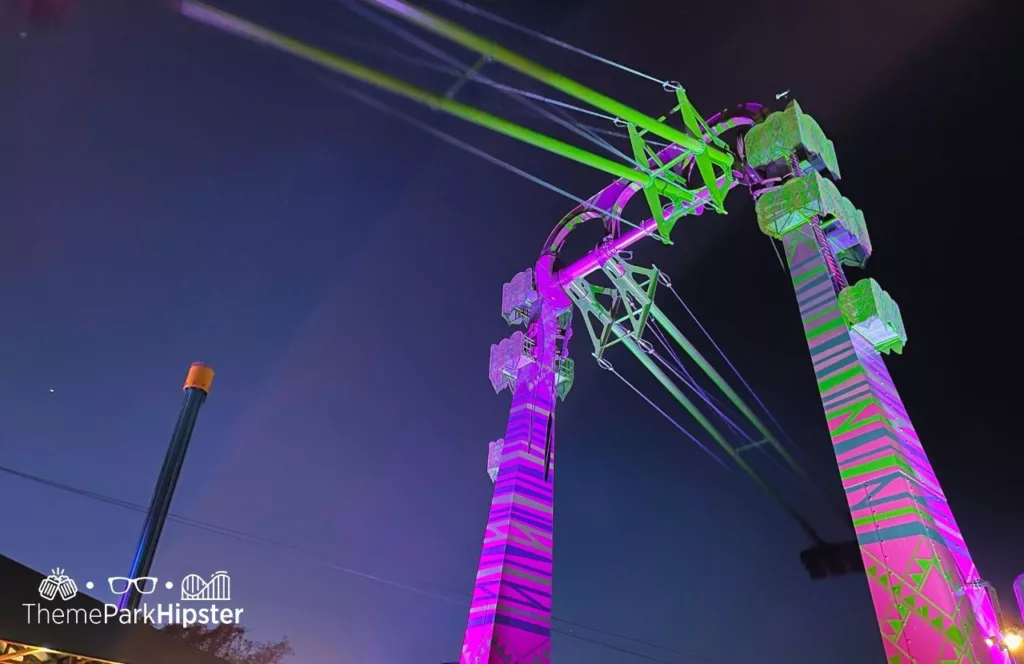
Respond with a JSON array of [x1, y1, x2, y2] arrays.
[[462, 295, 569, 664], [783, 223, 1008, 664], [1015, 575, 1024, 625]]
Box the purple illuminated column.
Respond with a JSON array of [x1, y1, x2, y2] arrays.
[[783, 224, 1006, 664], [1015, 575, 1024, 626], [461, 303, 565, 664]]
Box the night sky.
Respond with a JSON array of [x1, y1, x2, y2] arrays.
[[1, 0, 1019, 662]]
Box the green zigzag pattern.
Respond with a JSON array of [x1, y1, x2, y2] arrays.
[[863, 540, 979, 664]]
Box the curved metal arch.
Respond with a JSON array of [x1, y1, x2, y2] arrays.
[[540, 103, 767, 259]]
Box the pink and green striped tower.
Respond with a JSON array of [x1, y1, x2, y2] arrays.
[[174, 4, 1006, 659], [747, 102, 1008, 664], [466, 268, 573, 664]]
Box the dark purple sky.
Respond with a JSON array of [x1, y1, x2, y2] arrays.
[[1, 0, 1018, 662]]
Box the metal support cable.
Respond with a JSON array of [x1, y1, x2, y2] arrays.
[[325, 34, 622, 122], [647, 320, 727, 412], [431, 0, 673, 88], [664, 274, 798, 451], [646, 320, 745, 431], [344, 0, 732, 166], [597, 357, 731, 472], [343, 0, 698, 207], [597, 325, 824, 544], [605, 263, 809, 483], [322, 36, 671, 148], [647, 340, 798, 472], [311, 73, 647, 233], [661, 276, 854, 524], [653, 276, 810, 481], [319, 36, 671, 151], [646, 321, 797, 479], [339, 0, 627, 161], [649, 347, 756, 444]]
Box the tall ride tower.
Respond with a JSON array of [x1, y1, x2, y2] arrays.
[[173, 4, 1008, 661], [747, 103, 1007, 663], [118, 362, 214, 613], [462, 268, 573, 664]]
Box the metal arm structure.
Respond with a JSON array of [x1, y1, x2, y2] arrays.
[[179, 2, 1005, 663]]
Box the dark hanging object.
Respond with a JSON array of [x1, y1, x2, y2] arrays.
[[801, 540, 864, 580]]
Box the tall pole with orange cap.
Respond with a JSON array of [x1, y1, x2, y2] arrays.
[[118, 362, 214, 613]]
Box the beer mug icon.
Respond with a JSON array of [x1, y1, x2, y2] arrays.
[[39, 568, 78, 601]]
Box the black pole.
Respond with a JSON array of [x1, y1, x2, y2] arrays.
[[118, 362, 214, 613]]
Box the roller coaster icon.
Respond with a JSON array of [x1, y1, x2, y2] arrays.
[[180, 571, 231, 602]]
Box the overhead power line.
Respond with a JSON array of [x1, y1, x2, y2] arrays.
[[0, 463, 727, 664]]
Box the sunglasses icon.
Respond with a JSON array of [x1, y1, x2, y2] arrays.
[[108, 576, 158, 595]]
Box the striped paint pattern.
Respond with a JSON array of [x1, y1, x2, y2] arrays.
[[461, 310, 561, 664], [783, 225, 1007, 664]]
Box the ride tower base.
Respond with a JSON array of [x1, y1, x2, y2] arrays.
[[783, 224, 1005, 664]]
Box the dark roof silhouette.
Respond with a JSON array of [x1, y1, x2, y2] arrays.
[[0, 554, 227, 663]]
